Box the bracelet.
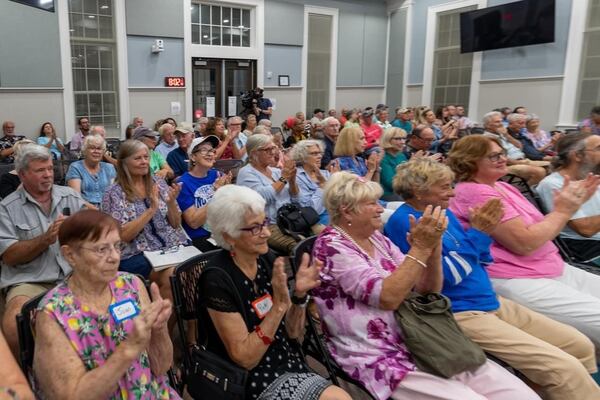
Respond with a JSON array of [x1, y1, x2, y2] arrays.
[[291, 293, 310, 307], [405, 254, 427, 268], [255, 325, 273, 346]]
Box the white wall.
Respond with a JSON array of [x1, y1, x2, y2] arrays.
[[336, 87, 384, 110], [264, 87, 303, 125], [128, 88, 187, 134], [0, 90, 65, 140], [405, 85, 423, 107]]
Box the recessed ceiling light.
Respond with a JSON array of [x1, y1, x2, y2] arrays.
[[88, 15, 96, 19], [223, 19, 229, 23], [202, 35, 208, 38]]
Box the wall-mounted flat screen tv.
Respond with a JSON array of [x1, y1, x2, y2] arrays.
[[9, 0, 55, 12], [460, 0, 554, 53]]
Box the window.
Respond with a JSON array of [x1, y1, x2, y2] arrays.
[[68, 0, 119, 131], [576, 0, 600, 121], [191, 3, 251, 47], [432, 9, 474, 113]]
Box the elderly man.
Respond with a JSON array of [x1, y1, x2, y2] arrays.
[[228, 116, 247, 161], [167, 125, 195, 177], [257, 118, 272, 134], [69, 117, 90, 154], [155, 123, 178, 158], [0, 145, 85, 354], [482, 111, 547, 185], [132, 116, 144, 127], [320, 116, 340, 169], [0, 121, 26, 163], [404, 124, 437, 159], [391, 107, 413, 134], [537, 133, 600, 265], [133, 127, 173, 179], [506, 113, 550, 161], [375, 106, 392, 130]]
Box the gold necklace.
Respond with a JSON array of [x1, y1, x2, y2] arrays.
[[332, 225, 395, 264]]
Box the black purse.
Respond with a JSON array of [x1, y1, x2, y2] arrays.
[[276, 203, 320, 241], [186, 267, 248, 400]]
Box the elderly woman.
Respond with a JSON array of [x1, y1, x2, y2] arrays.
[[101, 140, 187, 299], [243, 114, 257, 136], [379, 127, 408, 199], [0, 139, 33, 199], [237, 134, 303, 254], [385, 158, 600, 400], [176, 135, 231, 252], [199, 185, 350, 400], [525, 114, 558, 154], [311, 172, 539, 400], [447, 134, 600, 353], [34, 209, 180, 399], [37, 122, 65, 160], [291, 139, 339, 225], [66, 134, 116, 208], [132, 127, 174, 180], [333, 127, 379, 182], [419, 108, 457, 154]]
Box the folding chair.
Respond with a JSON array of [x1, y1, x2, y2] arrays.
[[291, 237, 378, 400], [15, 291, 48, 391], [214, 159, 244, 182]]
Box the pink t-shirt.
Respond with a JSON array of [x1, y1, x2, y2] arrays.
[[449, 181, 564, 279], [361, 122, 383, 148]]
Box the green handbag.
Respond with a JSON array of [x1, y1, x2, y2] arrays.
[[394, 292, 487, 378]]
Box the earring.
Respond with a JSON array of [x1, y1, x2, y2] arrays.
[[230, 245, 236, 258], [347, 220, 352, 227]]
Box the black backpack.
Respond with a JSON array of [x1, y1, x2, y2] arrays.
[[276, 203, 320, 241]]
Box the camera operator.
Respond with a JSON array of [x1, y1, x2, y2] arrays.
[[253, 87, 273, 121]]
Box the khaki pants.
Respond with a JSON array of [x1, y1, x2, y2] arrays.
[[454, 297, 600, 400], [267, 224, 299, 255]]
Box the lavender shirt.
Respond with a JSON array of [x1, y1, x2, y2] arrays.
[[312, 227, 414, 400]]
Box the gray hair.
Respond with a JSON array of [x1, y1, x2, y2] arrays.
[[526, 113, 539, 123], [246, 134, 273, 161], [258, 119, 272, 127], [320, 116, 338, 128], [253, 125, 269, 135], [15, 144, 52, 173], [81, 134, 106, 153], [291, 140, 324, 163], [158, 123, 174, 136], [227, 116, 242, 126], [482, 111, 502, 128], [207, 185, 266, 250], [323, 171, 383, 225], [393, 158, 455, 199], [507, 113, 526, 123], [90, 125, 106, 136]]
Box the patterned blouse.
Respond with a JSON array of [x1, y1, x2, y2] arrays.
[[101, 177, 188, 260], [0, 135, 26, 163], [38, 272, 180, 400], [312, 227, 415, 400]]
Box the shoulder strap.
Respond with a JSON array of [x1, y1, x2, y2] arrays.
[[203, 266, 249, 326]]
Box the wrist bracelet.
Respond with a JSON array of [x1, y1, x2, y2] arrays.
[[255, 325, 273, 346], [405, 254, 427, 268]]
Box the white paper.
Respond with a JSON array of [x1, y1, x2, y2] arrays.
[[143, 245, 202, 271], [228, 96, 237, 116], [270, 98, 276, 110], [170, 101, 181, 115], [206, 97, 216, 117]]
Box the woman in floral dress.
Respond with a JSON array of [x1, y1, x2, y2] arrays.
[[33, 209, 180, 399], [311, 172, 540, 400]]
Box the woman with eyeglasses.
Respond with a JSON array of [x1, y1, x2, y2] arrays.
[[34, 209, 181, 400], [379, 127, 408, 199], [334, 126, 380, 182], [237, 134, 304, 254], [176, 135, 232, 252], [447, 134, 600, 358], [198, 185, 351, 400]]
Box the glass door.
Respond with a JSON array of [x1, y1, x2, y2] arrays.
[[225, 60, 255, 117], [192, 59, 222, 118]]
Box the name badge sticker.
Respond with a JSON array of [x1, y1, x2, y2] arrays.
[[251, 294, 273, 319], [109, 299, 139, 323]]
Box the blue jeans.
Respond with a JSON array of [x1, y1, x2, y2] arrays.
[[119, 253, 152, 279]]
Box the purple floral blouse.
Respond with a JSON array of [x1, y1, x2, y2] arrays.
[[101, 177, 188, 260], [312, 227, 415, 400]]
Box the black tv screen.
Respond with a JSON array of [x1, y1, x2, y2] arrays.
[[460, 0, 554, 53], [9, 0, 55, 12]]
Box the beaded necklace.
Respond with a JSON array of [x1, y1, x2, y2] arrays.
[[332, 225, 395, 266]]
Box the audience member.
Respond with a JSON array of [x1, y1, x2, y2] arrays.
[[155, 123, 179, 159], [334, 126, 380, 182], [386, 158, 600, 400], [506, 113, 550, 161], [0, 139, 34, 199], [195, 116, 209, 137], [447, 135, 600, 352], [391, 107, 413, 134], [69, 117, 90, 155], [360, 107, 383, 153], [65, 134, 116, 208], [206, 117, 235, 159], [0, 121, 26, 163], [167, 125, 195, 178], [375, 106, 392, 130], [499, 107, 511, 127], [177, 135, 231, 252], [537, 132, 600, 265], [200, 185, 351, 400], [579, 105, 600, 135], [320, 116, 340, 169], [132, 127, 173, 180], [343, 108, 359, 128], [379, 127, 408, 199], [255, 87, 273, 121], [404, 124, 439, 160], [34, 209, 180, 399], [133, 116, 144, 127], [310, 108, 325, 128], [257, 118, 273, 134], [37, 122, 65, 160], [228, 116, 247, 161], [0, 144, 85, 355], [285, 117, 308, 148], [0, 329, 34, 400], [312, 171, 540, 400], [455, 105, 475, 129], [328, 108, 337, 118], [525, 114, 557, 154], [125, 123, 136, 140], [89, 125, 117, 166], [237, 134, 301, 254], [513, 106, 527, 115], [422, 107, 457, 154], [243, 114, 257, 137]]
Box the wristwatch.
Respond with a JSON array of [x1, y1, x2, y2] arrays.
[[291, 294, 310, 307], [278, 176, 288, 184]]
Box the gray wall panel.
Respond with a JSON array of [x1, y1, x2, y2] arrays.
[[127, 36, 184, 87], [264, 45, 302, 86], [0, 1, 61, 87], [337, 12, 364, 86], [362, 13, 387, 86], [126, 0, 183, 38], [264, 1, 304, 45], [387, 8, 407, 106]]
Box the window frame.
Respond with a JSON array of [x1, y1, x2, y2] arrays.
[[190, 2, 253, 48]]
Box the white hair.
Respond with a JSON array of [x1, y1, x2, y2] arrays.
[[320, 116, 338, 128], [207, 185, 266, 250], [15, 144, 52, 173], [81, 134, 106, 153], [258, 119, 272, 127], [253, 125, 269, 135], [482, 111, 502, 128], [507, 113, 526, 123], [227, 116, 242, 126], [291, 139, 324, 163]]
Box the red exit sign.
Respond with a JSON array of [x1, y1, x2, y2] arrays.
[[165, 77, 185, 87]]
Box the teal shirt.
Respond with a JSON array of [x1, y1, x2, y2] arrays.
[[380, 150, 407, 195]]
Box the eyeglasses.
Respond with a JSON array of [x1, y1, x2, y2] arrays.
[[258, 146, 278, 153], [308, 151, 323, 156], [486, 151, 508, 162], [88, 146, 105, 151], [79, 241, 127, 257], [193, 148, 216, 155], [415, 136, 434, 143], [239, 219, 269, 236], [391, 137, 406, 141]]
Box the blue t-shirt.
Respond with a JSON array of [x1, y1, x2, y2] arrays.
[[384, 204, 500, 313], [166, 147, 188, 177], [37, 136, 64, 160], [176, 169, 220, 239], [337, 156, 368, 177], [65, 160, 116, 205], [391, 119, 413, 135]]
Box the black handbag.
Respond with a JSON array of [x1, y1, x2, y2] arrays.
[[186, 267, 248, 400], [276, 203, 320, 240], [394, 292, 487, 378]]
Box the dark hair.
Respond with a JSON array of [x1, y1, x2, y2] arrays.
[[591, 106, 600, 116], [205, 117, 226, 139], [125, 124, 136, 140], [39, 122, 55, 138], [77, 117, 89, 126], [59, 209, 120, 246], [435, 106, 449, 123], [410, 124, 428, 139], [551, 132, 592, 170], [513, 106, 526, 113]]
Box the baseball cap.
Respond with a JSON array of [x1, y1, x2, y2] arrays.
[[132, 127, 158, 140], [362, 108, 374, 118], [188, 135, 220, 158], [313, 108, 325, 114], [174, 124, 194, 136], [397, 107, 410, 114]]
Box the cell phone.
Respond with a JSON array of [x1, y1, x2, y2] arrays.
[[62, 207, 71, 216]]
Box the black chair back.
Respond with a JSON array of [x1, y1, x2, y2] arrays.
[[16, 291, 48, 388], [214, 159, 244, 182]]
